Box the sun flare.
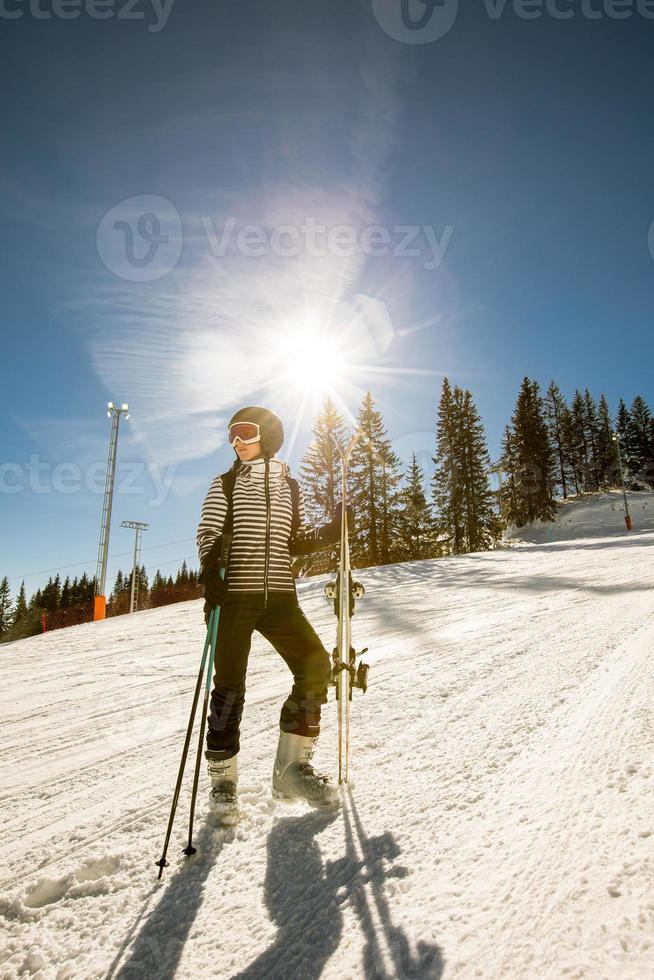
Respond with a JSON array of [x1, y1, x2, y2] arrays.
[[277, 328, 350, 395]]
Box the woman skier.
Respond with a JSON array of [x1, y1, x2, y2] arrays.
[[197, 406, 351, 823]]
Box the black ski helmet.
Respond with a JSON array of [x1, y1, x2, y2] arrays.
[[228, 406, 284, 459]]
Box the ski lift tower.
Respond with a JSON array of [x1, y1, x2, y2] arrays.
[[121, 520, 149, 613], [94, 402, 130, 621]]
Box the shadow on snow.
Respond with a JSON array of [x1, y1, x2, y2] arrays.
[[110, 793, 444, 980], [235, 790, 443, 979]]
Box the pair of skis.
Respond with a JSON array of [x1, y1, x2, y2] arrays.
[[326, 433, 369, 785]]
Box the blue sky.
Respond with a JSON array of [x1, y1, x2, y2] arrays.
[[1, 0, 653, 599]]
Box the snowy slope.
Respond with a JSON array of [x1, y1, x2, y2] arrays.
[[1, 522, 653, 979], [505, 489, 654, 544]]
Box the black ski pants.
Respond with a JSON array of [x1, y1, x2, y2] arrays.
[[205, 592, 331, 759]]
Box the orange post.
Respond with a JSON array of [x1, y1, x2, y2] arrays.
[[625, 515, 633, 531], [93, 595, 107, 621]]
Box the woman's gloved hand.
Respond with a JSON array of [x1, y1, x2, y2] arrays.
[[200, 535, 228, 610], [289, 503, 355, 555], [320, 502, 354, 544], [200, 568, 228, 608]]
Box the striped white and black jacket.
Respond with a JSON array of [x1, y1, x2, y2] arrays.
[[197, 457, 329, 599]]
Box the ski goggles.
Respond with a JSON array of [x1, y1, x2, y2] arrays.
[[228, 421, 261, 446]]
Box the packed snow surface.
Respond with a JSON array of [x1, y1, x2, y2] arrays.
[[1, 495, 653, 979], [505, 489, 654, 544]]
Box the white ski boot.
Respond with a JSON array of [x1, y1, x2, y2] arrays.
[[207, 754, 239, 826], [272, 732, 340, 809]]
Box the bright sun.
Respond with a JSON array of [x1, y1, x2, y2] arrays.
[[277, 328, 349, 395]]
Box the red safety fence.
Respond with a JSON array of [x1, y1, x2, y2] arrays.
[[148, 583, 204, 608], [41, 602, 95, 632], [41, 584, 205, 633]]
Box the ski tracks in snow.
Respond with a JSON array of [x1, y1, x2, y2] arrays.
[[0, 530, 653, 978], [355, 537, 654, 980]]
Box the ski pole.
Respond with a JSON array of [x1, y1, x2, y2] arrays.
[[184, 604, 220, 857], [155, 606, 217, 879]]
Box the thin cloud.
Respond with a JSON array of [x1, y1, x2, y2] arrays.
[[77, 19, 403, 468]]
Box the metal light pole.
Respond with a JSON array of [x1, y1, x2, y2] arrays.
[[121, 521, 149, 613], [94, 402, 130, 621], [612, 432, 632, 531]]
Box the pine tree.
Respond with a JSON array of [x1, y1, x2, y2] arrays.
[[560, 405, 582, 495], [60, 576, 71, 609], [41, 574, 62, 612], [399, 454, 435, 560], [597, 395, 618, 488], [6, 581, 39, 641], [583, 389, 602, 490], [108, 569, 129, 616], [300, 397, 350, 524], [501, 378, 556, 526], [378, 444, 403, 564], [456, 388, 498, 551], [629, 395, 654, 486], [570, 390, 591, 492], [348, 392, 403, 567], [77, 572, 94, 604], [544, 381, 570, 498], [432, 377, 464, 553], [10, 581, 29, 640], [433, 380, 498, 553], [298, 398, 351, 575], [13, 581, 28, 620], [22, 588, 46, 638], [0, 577, 12, 641], [117, 571, 126, 594], [129, 564, 149, 610], [499, 425, 519, 520], [616, 400, 636, 480], [176, 561, 189, 586]]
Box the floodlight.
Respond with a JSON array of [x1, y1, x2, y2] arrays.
[[95, 398, 131, 621]]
